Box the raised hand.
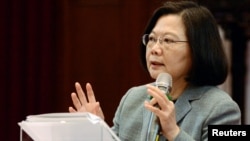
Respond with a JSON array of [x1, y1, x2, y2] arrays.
[[68, 82, 105, 120]]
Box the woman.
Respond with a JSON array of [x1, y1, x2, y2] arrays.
[[69, 1, 241, 141]]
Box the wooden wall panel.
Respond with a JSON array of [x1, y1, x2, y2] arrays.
[[57, 0, 162, 125]]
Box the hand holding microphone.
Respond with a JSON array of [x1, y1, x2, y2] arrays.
[[145, 73, 179, 141]]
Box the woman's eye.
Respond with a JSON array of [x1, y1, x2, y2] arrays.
[[148, 36, 155, 41], [164, 38, 174, 43]]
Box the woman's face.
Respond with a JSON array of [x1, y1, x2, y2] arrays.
[[146, 14, 192, 83]]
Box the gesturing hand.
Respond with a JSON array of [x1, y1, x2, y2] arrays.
[[68, 82, 105, 120]]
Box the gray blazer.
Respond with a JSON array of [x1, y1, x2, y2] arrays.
[[111, 84, 241, 141]]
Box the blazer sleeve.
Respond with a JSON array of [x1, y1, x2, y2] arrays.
[[111, 87, 134, 136]]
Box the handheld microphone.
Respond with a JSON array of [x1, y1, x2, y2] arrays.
[[156, 72, 172, 100], [146, 72, 172, 141]]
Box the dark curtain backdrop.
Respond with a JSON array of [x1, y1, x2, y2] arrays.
[[0, 0, 58, 140], [0, 0, 248, 140]]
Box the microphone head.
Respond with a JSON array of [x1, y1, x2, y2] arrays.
[[156, 72, 172, 94]]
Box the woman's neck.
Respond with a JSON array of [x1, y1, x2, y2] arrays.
[[170, 81, 189, 100]]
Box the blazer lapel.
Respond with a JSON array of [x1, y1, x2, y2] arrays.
[[175, 86, 206, 123], [175, 95, 192, 123]]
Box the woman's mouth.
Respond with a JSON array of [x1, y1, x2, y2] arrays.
[[150, 61, 164, 68]]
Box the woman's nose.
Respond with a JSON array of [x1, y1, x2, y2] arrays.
[[151, 41, 163, 55]]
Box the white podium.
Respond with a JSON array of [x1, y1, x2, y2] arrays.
[[18, 112, 121, 141]]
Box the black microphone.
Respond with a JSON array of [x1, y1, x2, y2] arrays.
[[146, 72, 172, 141]]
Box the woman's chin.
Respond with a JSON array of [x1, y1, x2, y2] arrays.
[[149, 70, 165, 79]]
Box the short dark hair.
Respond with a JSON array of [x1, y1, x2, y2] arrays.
[[139, 1, 228, 86]]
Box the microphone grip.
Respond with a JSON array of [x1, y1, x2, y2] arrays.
[[146, 112, 161, 141]]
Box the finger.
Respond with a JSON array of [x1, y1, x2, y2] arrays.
[[86, 83, 96, 103], [71, 92, 82, 110], [147, 93, 158, 106], [144, 101, 161, 114], [147, 86, 162, 103], [95, 102, 105, 120], [160, 100, 174, 111], [97, 105, 105, 120], [75, 82, 88, 104], [147, 85, 169, 110], [147, 85, 165, 96], [147, 84, 170, 102], [68, 107, 76, 113]]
